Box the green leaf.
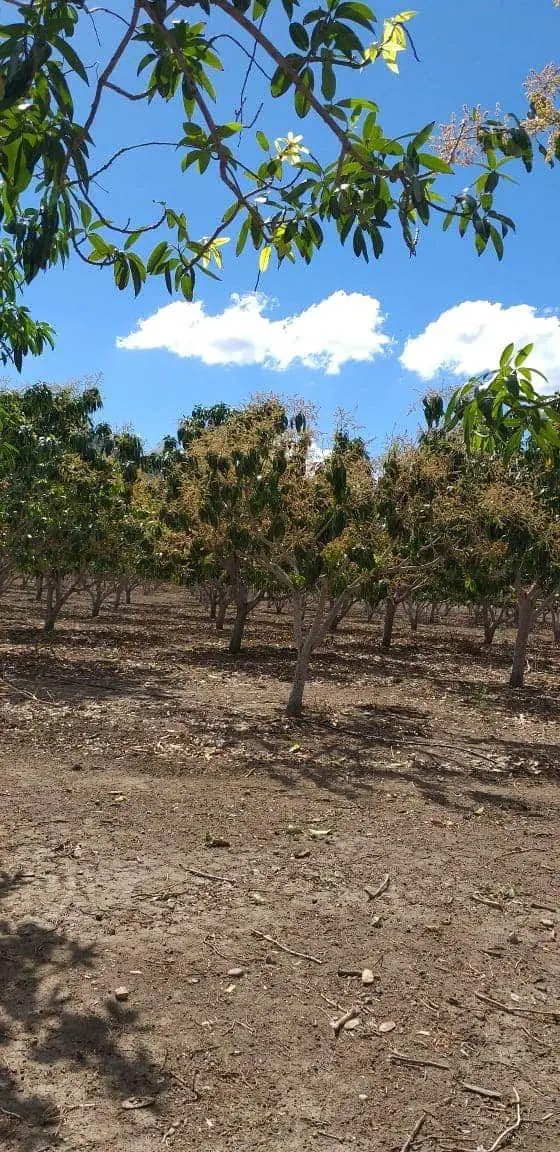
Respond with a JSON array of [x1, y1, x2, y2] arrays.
[[418, 152, 453, 174], [336, 3, 376, 31], [489, 225, 504, 260], [295, 87, 310, 118], [271, 65, 291, 97], [51, 35, 89, 84], [256, 130, 270, 151], [236, 216, 251, 256], [321, 59, 336, 100], [514, 344, 533, 368], [79, 202, 92, 230], [289, 22, 310, 50], [127, 253, 145, 297], [411, 122, 435, 151], [147, 240, 170, 274], [500, 343, 514, 370]]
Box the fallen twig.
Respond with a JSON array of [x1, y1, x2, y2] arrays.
[[251, 929, 323, 965], [470, 894, 504, 910], [530, 902, 557, 913], [475, 992, 559, 1019], [167, 1068, 200, 1101], [331, 1006, 359, 1036], [481, 1088, 521, 1152], [390, 1050, 451, 1071], [365, 873, 390, 900], [400, 1113, 426, 1152], [391, 737, 508, 769], [0, 1105, 22, 1120], [0, 671, 65, 708], [301, 1117, 348, 1143], [187, 867, 236, 885], [460, 1082, 502, 1100]]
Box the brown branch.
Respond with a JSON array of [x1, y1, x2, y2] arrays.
[[85, 141, 180, 183], [331, 1006, 359, 1036], [483, 1089, 521, 1152], [141, 3, 260, 224], [399, 1113, 426, 1152], [82, 1, 141, 144], [460, 1082, 502, 1100], [86, 5, 132, 28], [252, 929, 323, 965], [365, 873, 390, 900], [105, 81, 152, 100], [390, 1051, 451, 1070], [211, 0, 387, 177], [475, 992, 559, 1019], [187, 866, 236, 885]]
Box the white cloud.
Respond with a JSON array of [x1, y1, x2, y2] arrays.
[[117, 290, 391, 375], [400, 301, 560, 392], [306, 438, 331, 474]]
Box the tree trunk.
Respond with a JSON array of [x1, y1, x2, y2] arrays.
[[381, 597, 396, 649], [406, 598, 419, 632], [551, 606, 560, 645], [284, 581, 355, 718], [43, 578, 61, 634], [229, 595, 248, 654], [90, 587, 103, 618], [286, 643, 311, 718], [114, 583, 123, 609], [481, 601, 497, 646], [35, 574, 44, 602], [125, 584, 132, 606], [208, 588, 218, 621], [429, 602, 439, 625], [215, 590, 228, 631], [328, 595, 352, 633], [509, 592, 534, 688]]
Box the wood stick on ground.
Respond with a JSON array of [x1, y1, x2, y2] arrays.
[[390, 1051, 451, 1070], [251, 929, 323, 964], [331, 1006, 359, 1036], [460, 1082, 502, 1100], [483, 1088, 521, 1152], [365, 873, 390, 900], [0, 1106, 22, 1120], [475, 992, 559, 1019], [187, 867, 236, 885], [470, 894, 504, 910], [167, 1068, 200, 1101], [399, 1112, 426, 1152]]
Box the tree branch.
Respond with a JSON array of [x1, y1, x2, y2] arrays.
[[81, 1, 141, 145], [209, 0, 386, 176]]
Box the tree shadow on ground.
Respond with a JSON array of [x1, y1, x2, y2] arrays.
[[191, 699, 560, 816], [0, 649, 179, 704], [0, 872, 168, 1151]]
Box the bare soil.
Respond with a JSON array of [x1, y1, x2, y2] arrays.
[[0, 588, 558, 1152]]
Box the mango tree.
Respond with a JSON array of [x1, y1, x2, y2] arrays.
[[167, 399, 309, 654], [272, 430, 380, 717]]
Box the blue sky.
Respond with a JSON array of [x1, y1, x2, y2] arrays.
[[19, 0, 560, 451]]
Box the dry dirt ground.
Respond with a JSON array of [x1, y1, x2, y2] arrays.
[[0, 588, 558, 1152]]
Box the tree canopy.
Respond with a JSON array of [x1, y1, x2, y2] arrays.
[[0, 0, 551, 368]]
